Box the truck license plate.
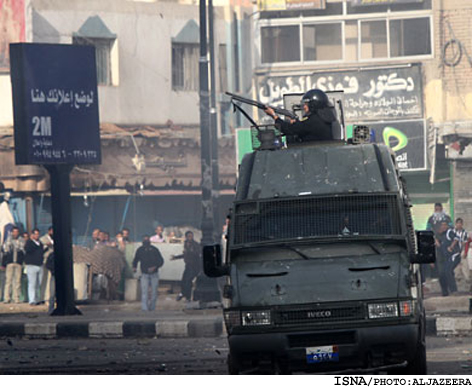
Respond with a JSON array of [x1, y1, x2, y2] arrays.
[[306, 345, 339, 364]]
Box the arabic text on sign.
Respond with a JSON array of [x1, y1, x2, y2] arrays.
[[30, 88, 95, 109]]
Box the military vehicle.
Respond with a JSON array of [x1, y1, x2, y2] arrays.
[[204, 92, 435, 374]]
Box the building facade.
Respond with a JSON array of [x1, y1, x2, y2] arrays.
[[0, 0, 239, 241], [244, 0, 472, 228]]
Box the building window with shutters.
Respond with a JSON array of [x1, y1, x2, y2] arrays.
[[73, 16, 118, 86], [73, 37, 114, 85], [172, 43, 199, 91]]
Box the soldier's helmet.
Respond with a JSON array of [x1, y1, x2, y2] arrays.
[[301, 89, 330, 113]]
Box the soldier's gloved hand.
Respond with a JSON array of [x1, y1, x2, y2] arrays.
[[264, 107, 276, 118]]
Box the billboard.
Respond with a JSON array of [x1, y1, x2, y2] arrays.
[[369, 119, 426, 171], [0, 0, 25, 71], [258, 0, 325, 11], [10, 43, 101, 165], [257, 64, 423, 123]]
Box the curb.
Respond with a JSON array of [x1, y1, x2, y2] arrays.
[[426, 315, 472, 337], [0, 318, 224, 339]]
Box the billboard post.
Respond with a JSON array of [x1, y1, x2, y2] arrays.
[[10, 43, 101, 315]]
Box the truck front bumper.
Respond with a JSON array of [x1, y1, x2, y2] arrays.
[[228, 323, 419, 373]]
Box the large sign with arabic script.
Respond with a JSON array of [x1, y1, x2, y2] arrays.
[[257, 64, 423, 122], [258, 0, 325, 11], [10, 43, 101, 165]]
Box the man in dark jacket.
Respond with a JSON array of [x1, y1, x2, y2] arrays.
[[24, 228, 45, 305], [132, 235, 164, 311], [1, 226, 25, 303], [172, 231, 202, 302], [264, 89, 336, 143]]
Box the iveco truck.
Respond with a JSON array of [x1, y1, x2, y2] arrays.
[[204, 99, 435, 375]]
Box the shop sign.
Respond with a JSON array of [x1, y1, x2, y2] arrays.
[[369, 119, 426, 171], [258, 0, 325, 11], [10, 43, 101, 165], [257, 64, 423, 122]]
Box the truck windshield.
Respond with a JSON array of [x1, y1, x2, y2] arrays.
[[232, 193, 403, 246]]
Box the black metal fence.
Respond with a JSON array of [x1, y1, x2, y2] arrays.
[[233, 194, 403, 246]]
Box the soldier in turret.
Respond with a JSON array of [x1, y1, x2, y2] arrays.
[[264, 89, 336, 143]]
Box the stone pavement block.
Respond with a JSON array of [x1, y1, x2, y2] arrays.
[[89, 322, 123, 338], [188, 319, 223, 337], [0, 323, 24, 337], [156, 321, 188, 337], [56, 323, 89, 338], [123, 322, 156, 337], [24, 323, 56, 338], [436, 317, 472, 336]]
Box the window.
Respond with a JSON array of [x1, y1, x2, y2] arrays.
[[361, 20, 388, 59], [218, 44, 228, 93], [172, 43, 199, 91], [303, 23, 342, 61], [261, 26, 300, 63], [73, 37, 114, 85], [390, 18, 431, 57], [258, 5, 432, 66]]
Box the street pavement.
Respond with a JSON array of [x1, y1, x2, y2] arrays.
[[0, 279, 470, 340]]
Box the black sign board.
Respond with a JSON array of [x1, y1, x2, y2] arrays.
[[369, 119, 426, 171], [10, 43, 101, 165], [257, 64, 423, 122]]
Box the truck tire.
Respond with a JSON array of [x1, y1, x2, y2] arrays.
[[404, 340, 427, 375], [227, 354, 240, 375]]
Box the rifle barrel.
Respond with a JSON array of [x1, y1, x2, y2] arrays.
[[226, 91, 298, 120]]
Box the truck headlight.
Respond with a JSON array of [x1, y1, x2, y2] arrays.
[[242, 310, 271, 326], [224, 310, 241, 331], [368, 302, 398, 319]]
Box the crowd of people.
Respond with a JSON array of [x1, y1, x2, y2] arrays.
[[0, 226, 55, 310], [425, 203, 471, 296], [0, 224, 204, 312]]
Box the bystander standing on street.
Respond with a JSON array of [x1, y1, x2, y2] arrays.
[[122, 228, 131, 243], [150, 225, 166, 243], [450, 218, 468, 280], [45, 252, 55, 313], [132, 235, 164, 311], [1, 226, 25, 303], [436, 221, 458, 296], [90, 228, 101, 249], [40, 226, 54, 304], [172, 231, 201, 302], [24, 229, 45, 305], [425, 203, 453, 283]]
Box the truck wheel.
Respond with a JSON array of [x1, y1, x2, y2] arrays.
[[227, 354, 240, 375], [405, 340, 427, 375]]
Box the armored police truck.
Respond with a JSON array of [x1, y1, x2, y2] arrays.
[[204, 93, 435, 374]]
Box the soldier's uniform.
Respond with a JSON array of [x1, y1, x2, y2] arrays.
[[275, 108, 336, 143]]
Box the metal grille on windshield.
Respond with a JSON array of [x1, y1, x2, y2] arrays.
[[232, 194, 402, 246]]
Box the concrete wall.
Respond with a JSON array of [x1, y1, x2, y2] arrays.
[[424, 0, 472, 123]]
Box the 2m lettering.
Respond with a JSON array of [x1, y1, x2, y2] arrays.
[[32, 116, 52, 137]]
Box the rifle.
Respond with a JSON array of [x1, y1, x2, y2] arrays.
[[226, 92, 298, 121]]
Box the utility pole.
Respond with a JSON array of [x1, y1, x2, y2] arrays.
[[208, 0, 220, 240], [194, 0, 221, 304]]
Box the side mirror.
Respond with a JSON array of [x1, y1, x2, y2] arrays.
[[412, 230, 436, 264], [203, 244, 230, 278]]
